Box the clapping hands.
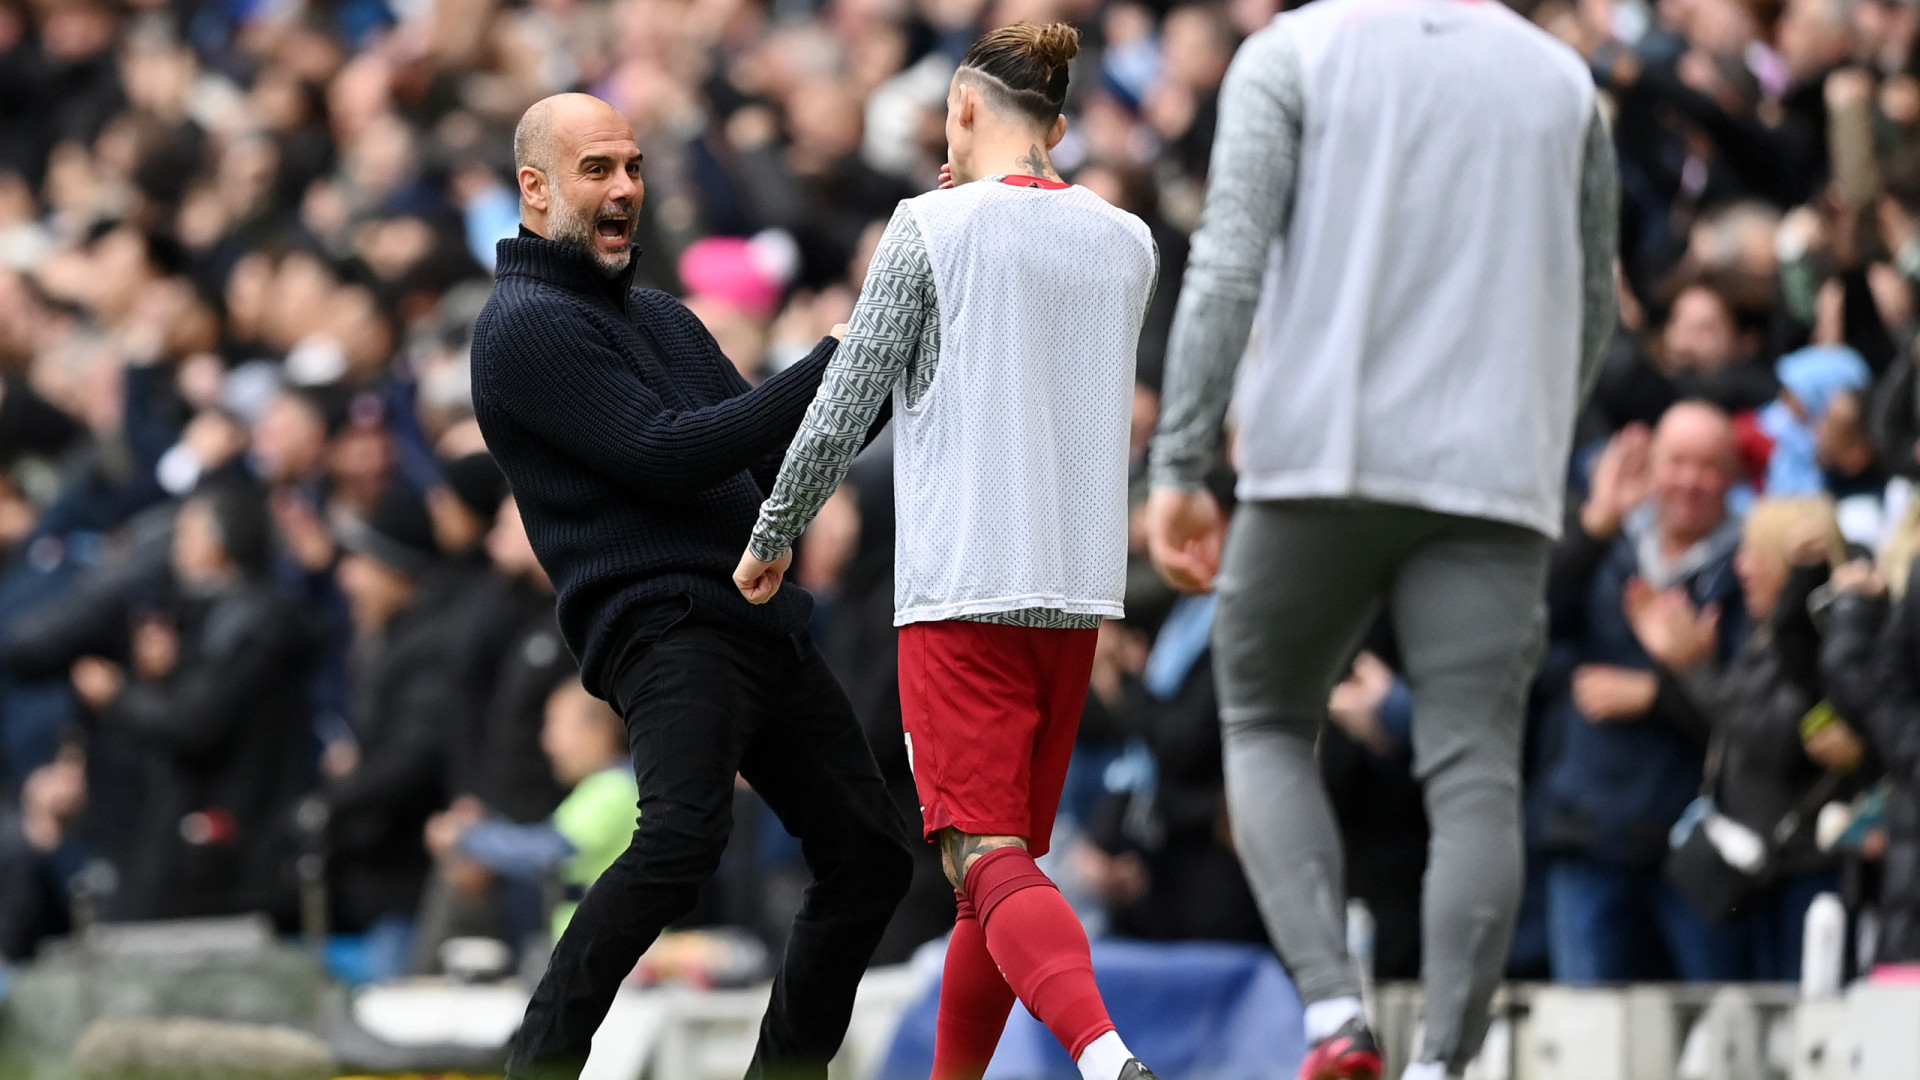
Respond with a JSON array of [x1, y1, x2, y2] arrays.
[[1625, 577, 1721, 673]]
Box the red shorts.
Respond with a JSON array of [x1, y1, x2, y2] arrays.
[[897, 620, 1099, 857]]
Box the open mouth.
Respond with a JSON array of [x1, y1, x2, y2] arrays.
[[594, 213, 630, 245]]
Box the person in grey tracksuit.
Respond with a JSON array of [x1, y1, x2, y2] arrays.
[[1143, 3, 1620, 1078]]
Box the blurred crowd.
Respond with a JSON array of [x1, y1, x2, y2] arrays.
[[11, 0, 1920, 1000], [0, 0, 1245, 983]]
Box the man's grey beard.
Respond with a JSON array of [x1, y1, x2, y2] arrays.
[[549, 192, 633, 278]]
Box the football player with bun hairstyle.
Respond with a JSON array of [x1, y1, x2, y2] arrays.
[[737, 20, 1164, 1080], [942, 22, 1076, 186]]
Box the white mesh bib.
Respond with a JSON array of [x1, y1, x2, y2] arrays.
[[891, 180, 1156, 626]]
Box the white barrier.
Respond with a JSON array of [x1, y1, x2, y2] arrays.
[[1521, 986, 1678, 1080], [1845, 983, 1920, 1080], [1792, 998, 1848, 1080], [1366, 981, 1920, 1080], [576, 963, 931, 1080]]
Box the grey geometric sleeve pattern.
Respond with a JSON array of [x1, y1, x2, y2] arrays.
[[748, 205, 935, 561], [750, 194, 1105, 630], [1147, 27, 1305, 491], [1578, 102, 1622, 402]]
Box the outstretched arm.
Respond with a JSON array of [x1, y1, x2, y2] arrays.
[[740, 206, 934, 594], [482, 305, 840, 502]]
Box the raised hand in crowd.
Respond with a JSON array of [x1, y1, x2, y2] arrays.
[[1830, 558, 1889, 597], [131, 617, 180, 683], [69, 657, 125, 712], [1580, 423, 1652, 541], [19, 749, 86, 855], [271, 489, 337, 573]]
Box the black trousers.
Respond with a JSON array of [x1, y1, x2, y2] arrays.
[[505, 596, 913, 1079]]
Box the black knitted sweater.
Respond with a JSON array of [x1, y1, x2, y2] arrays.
[[471, 229, 834, 696]]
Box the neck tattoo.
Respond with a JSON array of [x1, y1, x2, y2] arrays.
[[1016, 144, 1056, 180]]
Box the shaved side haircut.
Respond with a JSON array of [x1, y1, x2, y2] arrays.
[[514, 100, 558, 176]]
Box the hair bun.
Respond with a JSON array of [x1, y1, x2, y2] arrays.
[[957, 20, 1079, 121], [1026, 22, 1080, 68]]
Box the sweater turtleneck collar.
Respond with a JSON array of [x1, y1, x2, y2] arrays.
[[494, 225, 640, 306]]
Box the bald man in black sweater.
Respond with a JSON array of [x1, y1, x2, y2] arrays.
[[470, 93, 911, 1080]]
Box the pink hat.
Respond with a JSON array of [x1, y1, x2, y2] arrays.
[[678, 231, 796, 320]]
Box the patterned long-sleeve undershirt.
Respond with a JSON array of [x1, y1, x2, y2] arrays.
[[1147, 29, 1622, 490], [749, 197, 1103, 629]]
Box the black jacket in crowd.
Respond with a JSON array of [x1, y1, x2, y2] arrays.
[[474, 601, 574, 824], [1828, 567, 1920, 961], [318, 597, 456, 931], [107, 579, 317, 921], [1870, 358, 1920, 481], [420, 560, 557, 801], [469, 229, 849, 698], [1667, 564, 1862, 880]]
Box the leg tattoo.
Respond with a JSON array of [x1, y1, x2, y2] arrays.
[[939, 828, 1028, 891]]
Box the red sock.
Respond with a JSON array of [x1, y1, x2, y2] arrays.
[[932, 892, 1018, 1080], [964, 846, 1117, 1060]]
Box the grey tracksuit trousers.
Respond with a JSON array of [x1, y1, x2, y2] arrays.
[[1214, 500, 1551, 1072]]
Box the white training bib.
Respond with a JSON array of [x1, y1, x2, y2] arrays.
[[891, 180, 1157, 626]]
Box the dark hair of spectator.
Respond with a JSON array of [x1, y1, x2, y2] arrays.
[[337, 480, 441, 577], [195, 482, 274, 578], [1659, 266, 1774, 337], [286, 385, 354, 437], [443, 451, 508, 520], [956, 21, 1080, 127]]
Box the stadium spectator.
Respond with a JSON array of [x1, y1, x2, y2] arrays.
[[296, 479, 453, 971], [406, 491, 574, 972], [1752, 345, 1873, 496], [1585, 272, 1780, 436], [68, 482, 316, 922], [1083, 597, 1274, 950], [426, 678, 635, 943], [1826, 552, 1920, 962], [469, 494, 573, 826], [1538, 402, 1751, 982], [415, 448, 528, 799], [1630, 496, 1865, 978]]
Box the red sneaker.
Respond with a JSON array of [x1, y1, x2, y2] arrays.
[[1297, 1016, 1384, 1080]]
